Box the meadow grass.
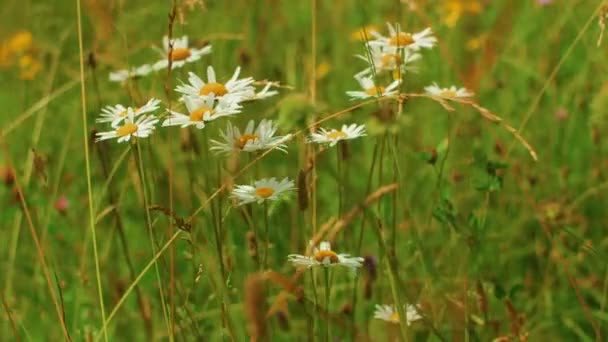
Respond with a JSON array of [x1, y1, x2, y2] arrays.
[[1, 0, 608, 341]]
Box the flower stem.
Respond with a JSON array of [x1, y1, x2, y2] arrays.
[[134, 140, 172, 337], [324, 267, 331, 342], [263, 201, 270, 270]]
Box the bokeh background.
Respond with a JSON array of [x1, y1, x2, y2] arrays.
[[1, 0, 607, 340]]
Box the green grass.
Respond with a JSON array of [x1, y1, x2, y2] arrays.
[[1, 0, 608, 340]]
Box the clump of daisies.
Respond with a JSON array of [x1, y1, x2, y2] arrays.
[[95, 99, 161, 143]]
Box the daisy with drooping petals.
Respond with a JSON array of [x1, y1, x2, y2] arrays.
[[346, 76, 400, 100], [96, 98, 161, 126], [231, 177, 295, 205], [248, 82, 279, 101], [288, 241, 364, 270], [175, 66, 255, 104], [96, 109, 159, 143], [355, 44, 421, 78], [152, 35, 212, 71], [310, 124, 366, 147], [374, 304, 423, 325], [210, 119, 291, 155], [369, 23, 437, 51], [162, 95, 241, 129], [109, 64, 154, 83], [424, 83, 473, 99]]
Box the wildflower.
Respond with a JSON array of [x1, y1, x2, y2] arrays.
[[369, 23, 437, 51], [231, 177, 295, 205], [309, 124, 366, 147], [355, 44, 421, 78], [96, 98, 161, 126], [109, 64, 154, 83], [175, 66, 255, 104], [373, 304, 423, 325], [441, 0, 482, 27], [249, 83, 279, 101], [350, 25, 380, 41], [18, 54, 42, 80], [287, 241, 364, 270], [54, 195, 69, 216], [96, 110, 159, 143], [152, 35, 212, 71], [162, 95, 240, 129], [424, 83, 473, 99], [210, 119, 291, 155], [346, 75, 400, 100]]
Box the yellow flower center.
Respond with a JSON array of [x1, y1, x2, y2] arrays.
[[439, 90, 457, 98], [327, 131, 348, 140], [199, 82, 228, 97], [313, 250, 339, 263], [389, 312, 400, 323], [234, 134, 259, 149], [169, 48, 191, 61], [189, 106, 214, 122], [116, 122, 138, 137], [255, 187, 275, 198], [365, 86, 385, 96], [380, 53, 402, 68], [389, 32, 414, 47]]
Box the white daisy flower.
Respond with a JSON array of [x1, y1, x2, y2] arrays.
[[231, 177, 295, 205], [96, 98, 161, 126], [355, 44, 421, 77], [109, 64, 154, 83], [152, 35, 212, 71], [309, 124, 366, 147], [210, 119, 291, 155], [373, 304, 423, 325], [175, 66, 255, 104], [248, 83, 279, 101], [424, 83, 473, 99], [96, 110, 159, 143], [287, 241, 364, 270], [369, 23, 437, 51], [346, 76, 400, 100], [162, 95, 241, 129]]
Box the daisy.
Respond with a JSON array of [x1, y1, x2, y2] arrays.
[[374, 304, 423, 325], [287, 241, 364, 270], [346, 75, 400, 100], [175, 66, 255, 104], [355, 44, 421, 77], [96, 110, 159, 143], [96, 98, 161, 126], [210, 119, 291, 155], [162, 95, 241, 129], [310, 124, 366, 147], [152, 35, 212, 71], [248, 82, 279, 101], [231, 177, 295, 205], [424, 83, 473, 99], [369, 23, 437, 51], [109, 64, 154, 83]]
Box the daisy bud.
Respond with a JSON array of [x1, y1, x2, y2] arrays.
[[1, 165, 15, 186], [246, 231, 259, 259], [54, 195, 69, 216]]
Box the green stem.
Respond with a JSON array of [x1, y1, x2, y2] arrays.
[[263, 201, 270, 270], [134, 140, 172, 337], [324, 267, 331, 342]]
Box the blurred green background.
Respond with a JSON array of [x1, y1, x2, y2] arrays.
[[1, 0, 607, 340]]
